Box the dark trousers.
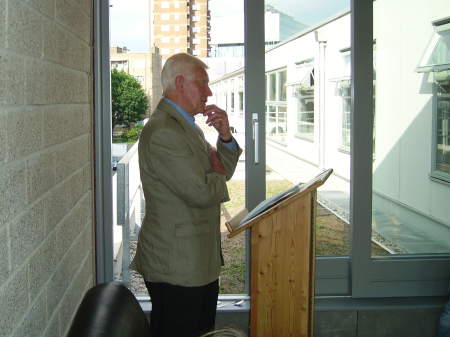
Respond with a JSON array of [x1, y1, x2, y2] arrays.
[[145, 279, 219, 337]]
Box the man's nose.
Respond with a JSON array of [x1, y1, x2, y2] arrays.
[[206, 86, 212, 97]]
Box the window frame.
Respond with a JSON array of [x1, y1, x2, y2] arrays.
[[337, 50, 352, 151], [292, 61, 315, 142], [431, 71, 450, 183], [351, 0, 450, 298], [339, 79, 351, 151], [94, 0, 114, 283], [265, 68, 288, 144], [239, 91, 244, 113], [417, 20, 450, 183]]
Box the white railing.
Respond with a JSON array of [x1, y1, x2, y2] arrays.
[[113, 141, 143, 282]]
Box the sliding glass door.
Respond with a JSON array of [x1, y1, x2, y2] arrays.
[[94, 0, 450, 300]]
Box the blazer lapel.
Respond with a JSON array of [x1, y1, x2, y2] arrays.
[[157, 99, 209, 155]]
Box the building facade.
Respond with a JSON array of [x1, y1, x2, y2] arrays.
[[150, 0, 210, 59], [210, 2, 450, 255], [110, 46, 163, 112], [209, 5, 306, 58]]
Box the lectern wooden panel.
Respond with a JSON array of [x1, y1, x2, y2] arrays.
[[226, 169, 332, 337], [251, 191, 315, 337]]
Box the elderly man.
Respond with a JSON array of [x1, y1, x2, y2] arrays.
[[130, 53, 242, 337]]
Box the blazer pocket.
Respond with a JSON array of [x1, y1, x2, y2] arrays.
[[174, 223, 212, 278]]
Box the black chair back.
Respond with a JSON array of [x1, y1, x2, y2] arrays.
[[66, 282, 150, 337]]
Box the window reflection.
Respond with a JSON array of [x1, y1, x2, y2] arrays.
[[266, 69, 288, 144], [436, 72, 450, 175]]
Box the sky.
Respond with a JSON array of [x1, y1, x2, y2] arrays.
[[210, 0, 349, 25], [266, 0, 349, 25], [110, 0, 150, 52], [110, 0, 349, 52]]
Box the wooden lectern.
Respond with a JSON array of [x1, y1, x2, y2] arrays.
[[226, 169, 333, 337]]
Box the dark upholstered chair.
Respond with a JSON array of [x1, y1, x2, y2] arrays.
[[66, 282, 150, 337]]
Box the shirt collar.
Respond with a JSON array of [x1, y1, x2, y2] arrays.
[[164, 97, 196, 128]]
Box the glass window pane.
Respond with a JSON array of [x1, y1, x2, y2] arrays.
[[206, 5, 247, 294], [296, 86, 314, 140], [418, 28, 450, 71], [372, 1, 450, 256], [266, 105, 287, 144], [269, 73, 276, 100], [265, 74, 268, 100], [279, 70, 287, 101], [231, 92, 235, 111], [264, 0, 351, 258], [239, 91, 244, 112], [436, 71, 450, 175], [339, 81, 351, 149]]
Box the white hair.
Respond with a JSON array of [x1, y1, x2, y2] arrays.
[[161, 53, 208, 93]]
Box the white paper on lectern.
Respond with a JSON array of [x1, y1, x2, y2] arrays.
[[238, 183, 302, 227]]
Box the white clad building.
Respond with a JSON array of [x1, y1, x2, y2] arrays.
[[210, 2, 450, 254]]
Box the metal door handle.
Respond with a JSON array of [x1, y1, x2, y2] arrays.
[[252, 113, 259, 164]]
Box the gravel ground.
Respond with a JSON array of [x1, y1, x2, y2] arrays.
[[128, 240, 148, 296]]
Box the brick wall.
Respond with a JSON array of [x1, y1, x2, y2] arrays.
[[0, 0, 95, 336]]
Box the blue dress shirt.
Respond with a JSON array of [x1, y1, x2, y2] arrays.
[[164, 97, 238, 152]]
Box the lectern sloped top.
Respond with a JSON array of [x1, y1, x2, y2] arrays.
[[225, 168, 333, 238]]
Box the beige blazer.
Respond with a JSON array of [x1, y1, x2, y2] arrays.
[[130, 99, 242, 287]]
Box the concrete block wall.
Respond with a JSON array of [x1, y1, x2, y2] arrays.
[[0, 0, 95, 336]]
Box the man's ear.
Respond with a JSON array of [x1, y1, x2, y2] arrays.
[[175, 75, 184, 91]]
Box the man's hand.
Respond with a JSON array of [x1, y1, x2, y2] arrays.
[[203, 105, 232, 142], [207, 145, 226, 175]]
